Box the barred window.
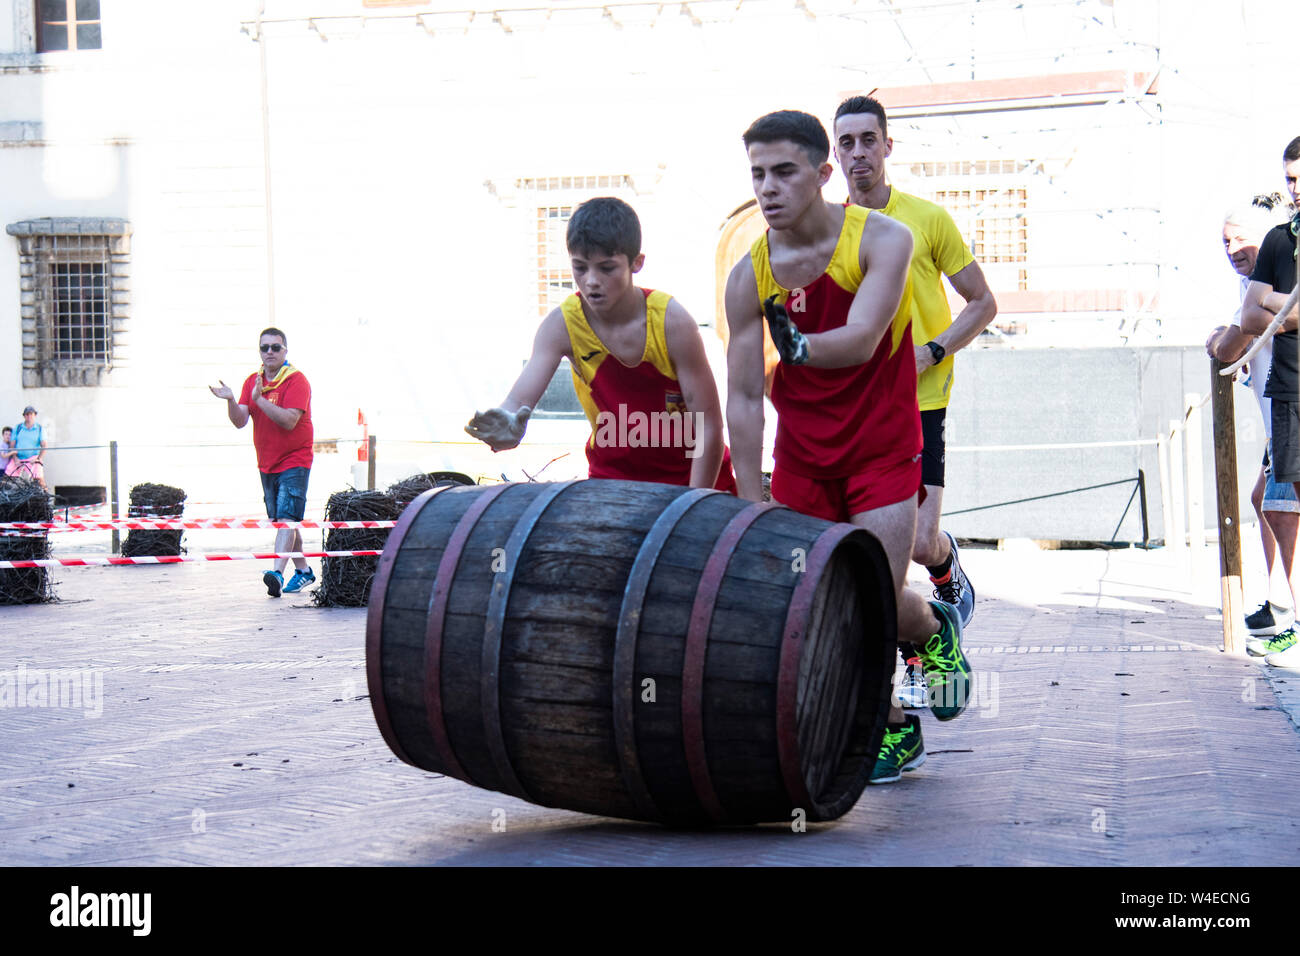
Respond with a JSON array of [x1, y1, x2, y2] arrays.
[[5, 219, 131, 387], [36, 0, 102, 52], [52, 262, 109, 359], [518, 175, 634, 192], [931, 186, 1029, 291], [536, 205, 575, 317]]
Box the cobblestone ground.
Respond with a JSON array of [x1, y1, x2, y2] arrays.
[[2, 543, 1298, 866]]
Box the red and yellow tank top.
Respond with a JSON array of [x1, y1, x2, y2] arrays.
[[751, 204, 921, 478], [562, 288, 735, 489]]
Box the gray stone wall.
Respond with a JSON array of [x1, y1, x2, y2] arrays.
[[943, 346, 1259, 544]]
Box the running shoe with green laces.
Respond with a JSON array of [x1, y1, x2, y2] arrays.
[[918, 599, 972, 721], [1266, 638, 1300, 669], [1250, 628, 1298, 658], [869, 714, 926, 785]]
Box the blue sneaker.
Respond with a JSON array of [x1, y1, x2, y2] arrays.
[[919, 599, 972, 721], [283, 567, 316, 593], [932, 531, 975, 629], [263, 569, 283, 597]]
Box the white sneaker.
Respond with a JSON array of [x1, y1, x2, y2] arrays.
[[895, 656, 928, 709], [1265, 640, 1300, 669]]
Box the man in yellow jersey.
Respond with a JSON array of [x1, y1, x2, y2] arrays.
[[466, 197, 734, 491], [834, 95, 998, 705]]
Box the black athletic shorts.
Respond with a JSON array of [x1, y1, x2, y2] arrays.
[[1272, 400, 1300, 484], [920, 408, 946, 488]]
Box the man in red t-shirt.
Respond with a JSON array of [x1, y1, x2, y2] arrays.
[[209, 327, 315, 597]]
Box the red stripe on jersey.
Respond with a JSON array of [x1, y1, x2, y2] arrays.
[[769, 275, 921, 477]]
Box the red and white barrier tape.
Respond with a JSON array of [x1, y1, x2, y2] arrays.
[[0, 519, 398, 531], [0, 550, 382, 569]]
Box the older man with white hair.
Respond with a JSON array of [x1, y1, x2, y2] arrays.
[[1209, 193, 1298, 651]]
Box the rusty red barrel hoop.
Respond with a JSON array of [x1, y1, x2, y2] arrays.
[[364, 483, 455, 767], [613, 486, 722, 822], [681, 500, 779, 822], [479, 480, 577, 803], [776, 522, 871, 819], [422, 482, 512, 782]]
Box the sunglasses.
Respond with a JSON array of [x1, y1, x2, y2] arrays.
[[260, 344, 284, 353]]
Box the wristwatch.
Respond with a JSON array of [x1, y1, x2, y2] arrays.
[[925, 340, 946, 365]]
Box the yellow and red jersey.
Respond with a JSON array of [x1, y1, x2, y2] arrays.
[[875, 189, 975, 411], [751, 204, 921, 478], [562, 289, 734, 490]]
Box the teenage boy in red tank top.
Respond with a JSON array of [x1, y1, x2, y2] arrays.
[[467, 197, 734, 492], [724, 110, 973, 784]]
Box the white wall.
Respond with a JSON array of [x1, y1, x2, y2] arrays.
[[0, 0, 1296, 511]]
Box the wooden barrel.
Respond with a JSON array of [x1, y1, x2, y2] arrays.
[[366, 479, 896, 826]]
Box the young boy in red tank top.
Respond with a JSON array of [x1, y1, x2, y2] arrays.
[[724, 111, 972, 784], [466, 197, 735, 492]]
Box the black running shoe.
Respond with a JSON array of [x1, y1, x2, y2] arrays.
[[1245, 601, 1294, 637]]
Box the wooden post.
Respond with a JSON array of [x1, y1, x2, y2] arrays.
[[1167, 419, 1186, 553], [1210, 360, 1245, 654], [368, 435, 377, 491], [109, 440, 120, 555], [1184, 393, 1206, 553], [1157, 432, 1174, 547]]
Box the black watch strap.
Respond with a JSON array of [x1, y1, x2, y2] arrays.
[[926, 340, 946, 364]]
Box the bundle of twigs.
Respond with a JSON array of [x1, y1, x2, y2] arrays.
[[121, 482, 187, 558], [312, 489, 400, 607], [387, 471, 475, 509], [0, 478, 54, 604], [313, 473, 476, 607]]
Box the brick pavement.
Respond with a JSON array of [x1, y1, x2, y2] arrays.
[[1, 543, 1298, 866]]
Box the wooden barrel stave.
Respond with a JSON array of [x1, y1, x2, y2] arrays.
[[374, 485, 483, 774], [703, 508, 813, 822], [638, 495, 788, 822], [507, 618, 620, 670], [444, 482, 577, 796], [427, 484, 532, 790], [498, 483, 672, 817], [370, 479, 897, 825], [625, 492, 739, 823]]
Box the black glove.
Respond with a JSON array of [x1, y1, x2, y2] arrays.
[[763, 296, 810, 365]]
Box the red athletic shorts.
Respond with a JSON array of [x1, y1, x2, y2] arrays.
[[771, 454, 924, 523]]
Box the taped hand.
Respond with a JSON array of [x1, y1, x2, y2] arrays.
[[763, 296, 810, 365]]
